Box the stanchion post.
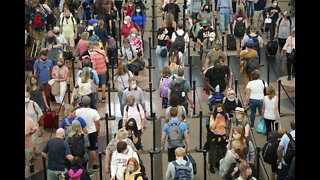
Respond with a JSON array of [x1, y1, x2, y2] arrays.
[[256, 146, 261, 179], [222, 35, 225, 52], [185, 41, 192, 67], [72, 59, 75, 88], [144, 57, 156, 92], [267, 56, 270, 85], [278, 79, 285, 117], [147, 37, 155, 69], [195, 111, 203, 152], [110, 58, 117, 92], [105, 113, 109, 145], [42, 157, 47, 180], [107, 82, 116, 120], [148, 113, 160, 180], [203, 150, 207, 180], [191, 80, 199, 117], [146, 82, 157, 120], [183, 0, 186, 31], [235, 79, 238, 98], [99, 152, 103, 180], [67, 83, 71, 104]]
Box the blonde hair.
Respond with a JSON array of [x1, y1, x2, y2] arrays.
[[98, 19, 104, 28], [81, 31, 90, 40], [127, 95, 135, 104], [169, 55, 178, 73], [231, 139, 241, 150], [116, 128, 129, 139], [175, 147, 186, 157], [80, 67, 90, 83], [130, 28, 139, 36], [227, 89, 236, 97], [68, 120, 84, 137], [57, 58, 64, 64], [266, 85, 276, 100], [162, 66, 171, 78]]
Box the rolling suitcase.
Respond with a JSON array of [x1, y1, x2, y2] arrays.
[[266, 40, 278, 55], [25, 39, 39, 71], [43, 110, 57, 129], [227, 34, 236, 50]]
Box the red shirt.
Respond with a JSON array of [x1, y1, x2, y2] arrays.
[[123, 4, 135, 17], [120, 22, 141, 38], [90, 49, 108, 75]]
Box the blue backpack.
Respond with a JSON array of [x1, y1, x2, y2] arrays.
[[172, 161, 192, 180]]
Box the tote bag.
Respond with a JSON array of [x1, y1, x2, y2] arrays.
[[257, 118, 266, 134]]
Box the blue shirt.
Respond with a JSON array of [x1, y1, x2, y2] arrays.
[[131, 12, 146, 26], [33, 59, 53, 84], [254, 0, 266, 11], [279, 130, 295, 165], [60, 115, 87, 130], [30, 11, 47, 32], [217, 0, 233, 12], [76, 67, 99, 86], [42, 137, 72, 171], [163, 120, 187, 149]]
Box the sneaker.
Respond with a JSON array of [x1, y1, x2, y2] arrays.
[[266, 35, 270, 40], [193, 47, 196, 51], [209, 164, 215, 174], [29, 164, 34, 173], [92, 165, 98, 172], [101, 98, 106, 103], [287, 76, 291, 80]]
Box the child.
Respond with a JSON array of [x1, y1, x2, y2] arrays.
[[159, 66, 172, 108], [191, 18, 201, 51], [264, 15, 271, 40]]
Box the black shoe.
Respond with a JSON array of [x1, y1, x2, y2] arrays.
[[287, 76, 291, 80], [92, 165, 99, 172], [210, 164, 215, 174], [292, 73, 295, 78], [29, 164, 34, 173], [193, 47, 196, 51]]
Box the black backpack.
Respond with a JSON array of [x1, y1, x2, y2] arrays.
[[234, 19, 245, 37], [170, 80, 186, 105], [262, 131, 279, 164], [68, 134, 85, 158], [248, 34, 260, 53], [245, 57, 259, 77], [283, 133, 295, 164], [174, 32, 186, 53]]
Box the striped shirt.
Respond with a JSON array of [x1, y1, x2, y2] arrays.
[[90, 49, 108, 75]]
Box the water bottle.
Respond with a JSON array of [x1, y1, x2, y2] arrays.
[[215, 85, 220, 93]]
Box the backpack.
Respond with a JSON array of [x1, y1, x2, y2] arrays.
[[283, 133, 295, 165], [248, 34, 260, 53], [64, 116, 79, 136], [68, 134, 85, 159], [160, 77, 172, 98], [245, 57, 259, 77], [172, 161, 192, 180], [170, 80, 186, 106], [184, 154, 197, 175], [234, 19, 245, 37], [34, 13, 43, 28], [167, 121, 184, 148], [262, 131, 279, 164], [126, 103, 141, 113], [174, 32, 186, 53]]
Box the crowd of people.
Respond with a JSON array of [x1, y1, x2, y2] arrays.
[[25, 0, 295, 179]]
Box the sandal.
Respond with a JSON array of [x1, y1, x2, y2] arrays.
[[38, 132, 43, 137]]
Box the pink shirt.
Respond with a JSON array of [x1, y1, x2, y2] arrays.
[[129, 36, 143, 53], [25, 116, 37, 148], [52, 66, 69, 80], [78, 39, 88, 56]]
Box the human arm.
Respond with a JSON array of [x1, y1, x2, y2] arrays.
[[187, 91, 194, 109], [244, 87, 251, 108], [260, 96, 265, 121], [275, 96, 280, 123], [183, 130, 190, 152], [160, 132, 167, 151], [105, 150, 111, 174]]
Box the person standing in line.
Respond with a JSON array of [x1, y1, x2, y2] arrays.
[[156, 27, 171, 74], [40, 30, 62, 66], [41, 128, 74, 180], [216, 0, 233, 35], [33, 51, 54, 110], [25, 115, 37, 173], [267, 0, 282, 41], [75, 96, 101, 172], [281, 28, 295, 80], [260, 86, 280, 140]]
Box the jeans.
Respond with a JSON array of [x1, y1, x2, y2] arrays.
[[249, 99, 263, 127], [118, 91, 124, 116], [219, 7, 231, 33], [286, 52, 295, 77], [156, 45, 168, 73], [246, 0, 255, 19], [47, 169, 65, 180]]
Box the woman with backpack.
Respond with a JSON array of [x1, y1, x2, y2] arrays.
[[67, 120, 89, 170], [233, 9, 248, 60], [121, 157, 144, 180], [159, 66, 173, 109], [156, 27, 171, 74]]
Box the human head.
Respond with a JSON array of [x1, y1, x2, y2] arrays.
[[116, 128, 129, 141], [89, 18, 98, 26], [65, 10, 71, 18], [87, 41, 94, 50], [266, 86, 276, 99], [202, 19, 208, 29], [83, 57, 91, 67], [72, 94, 82, 107], [57, 58, 64, 67], [169, 96, 179, 107], [227, 89, 236, 101], [234, 107, 246, 122], [170, 107, 178, 118], [214, 40, 221, 51], [126, 118, 138, 132], [127, 95, 136, 106], [209, 32, 216, 41], [177, 23, 183, 30], [233, 126, 245, 142], [29, 75, 40, 91], [47, 30, 54, 38], [98, 19, 104, 28], [273, 0, 278, 7], [175, 147, 186, 158], [128, 77, 137, 89], [124, 16, 131, 24], [81, 95, 91, 107], [53, 26, 60, 35], [116, 141, 128, 153], [130, 28, 139, 38], [231, 139, 241, 151], [35, 4, 41, 12], [162, 66, 171, 78], [65, 104, 75, 116], [236, 146, 249, 160], [249, 25, 257, 34], [70, 156, 83, 169], [135, 4, 142, 13], [127, 157, 140, 172], [116, 64, 129, 76], [290, 120, 295, 131], [25, 92, 31, 103], [92, 41, 100, 49], [177, 68, 184, 77], [40, 51, 47, 60], [202, 4, 210, 12], [158, 27, 166, 36], [56, 128, 66, 139], [68, 120, 84, 137], [240, 165, 253, 179], [251, 70, 261, 80], [213, 60, 222, 69]]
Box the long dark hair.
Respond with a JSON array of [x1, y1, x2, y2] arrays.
[[125, 118, 139, 137], [132, 4, 144, 17], [212, 104, 228, 120]]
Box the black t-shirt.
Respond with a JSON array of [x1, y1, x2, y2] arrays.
[[222, 98, 243, 117], [205, 66, 229, 93], [267, 6, 281, 22], [164, 3, 180, 22], [197, 27, 214, 43]]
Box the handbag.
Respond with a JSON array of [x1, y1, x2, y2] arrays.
[[127, 57, 145, 73], [257, 118, 266, 134], [160, 47, 167, 57], [51, 81, 60, 96]]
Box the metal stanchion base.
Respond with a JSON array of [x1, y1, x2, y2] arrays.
[[144, 88, 156, 92], [194, 146, 204, 152], [109, 88, 118, 92], [146, 65, 155, 69], [190, 114, 199, 118], [279, 113, 285, 117], [146, 114, 157, 121], [108, 115, 116, 120], [148, 148, 160, 154], [184, 64, 193, 67]]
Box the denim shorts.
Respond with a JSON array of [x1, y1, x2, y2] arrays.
[[98, 72, 108, 85]]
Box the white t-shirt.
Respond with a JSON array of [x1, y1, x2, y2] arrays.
[[246, 80, 267, 100], [75, 107, 100, 134], [171, 29, 189, 54], [123, 104, 145, 130], [263, 96, 277, 120]]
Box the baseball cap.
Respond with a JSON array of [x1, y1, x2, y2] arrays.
[[202, 19, 208, 25], [250, 25, 257, 31], [89, 19, 98, 25]]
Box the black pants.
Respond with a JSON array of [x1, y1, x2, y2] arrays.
[[286, 52, 295, 77], [115, 1, 123, 21]]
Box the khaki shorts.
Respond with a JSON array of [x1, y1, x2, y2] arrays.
[[63, 33, 75, 47]]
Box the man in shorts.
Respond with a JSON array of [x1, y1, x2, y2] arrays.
[[60, 10, 78, 54]]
